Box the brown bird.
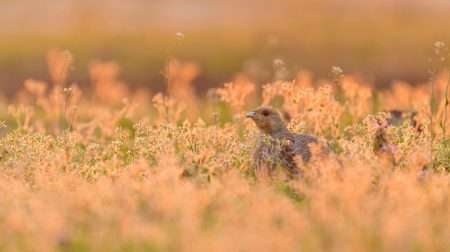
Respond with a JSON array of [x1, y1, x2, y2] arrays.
[[246, 107, 320, 177], [386, 110, 419, 129]]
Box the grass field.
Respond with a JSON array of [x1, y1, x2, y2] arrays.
[[0, 48, 448, 252], [2, 0, 450, 94]]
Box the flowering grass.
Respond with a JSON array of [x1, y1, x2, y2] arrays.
[[0, 50, 449, 252]]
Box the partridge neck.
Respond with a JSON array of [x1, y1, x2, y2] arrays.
[[270, 127, 290, 139]]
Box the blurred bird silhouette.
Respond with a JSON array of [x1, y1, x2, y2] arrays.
[[246, 107, 324, 177]]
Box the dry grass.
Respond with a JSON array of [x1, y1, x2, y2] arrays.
[[0, 50, 449, 252]]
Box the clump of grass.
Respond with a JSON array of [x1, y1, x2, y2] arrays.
[[434, 138, 450, 172]]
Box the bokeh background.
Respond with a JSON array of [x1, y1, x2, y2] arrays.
[[1, 0, 450, 95]]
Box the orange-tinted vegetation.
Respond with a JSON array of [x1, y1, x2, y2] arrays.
[[0, 47, 448, 252], [2, 0, 450, 92]]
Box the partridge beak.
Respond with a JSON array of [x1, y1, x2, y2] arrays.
[[246, 111, 256, 118]]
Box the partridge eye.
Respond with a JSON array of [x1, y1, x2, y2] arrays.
[[261, 110, 270, 116]]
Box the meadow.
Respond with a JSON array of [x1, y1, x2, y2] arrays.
[[2, 0, 450, 94], [0, 47, 448, 252]]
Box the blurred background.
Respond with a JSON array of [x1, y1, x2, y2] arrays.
[[1, 0, 450, 95]]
